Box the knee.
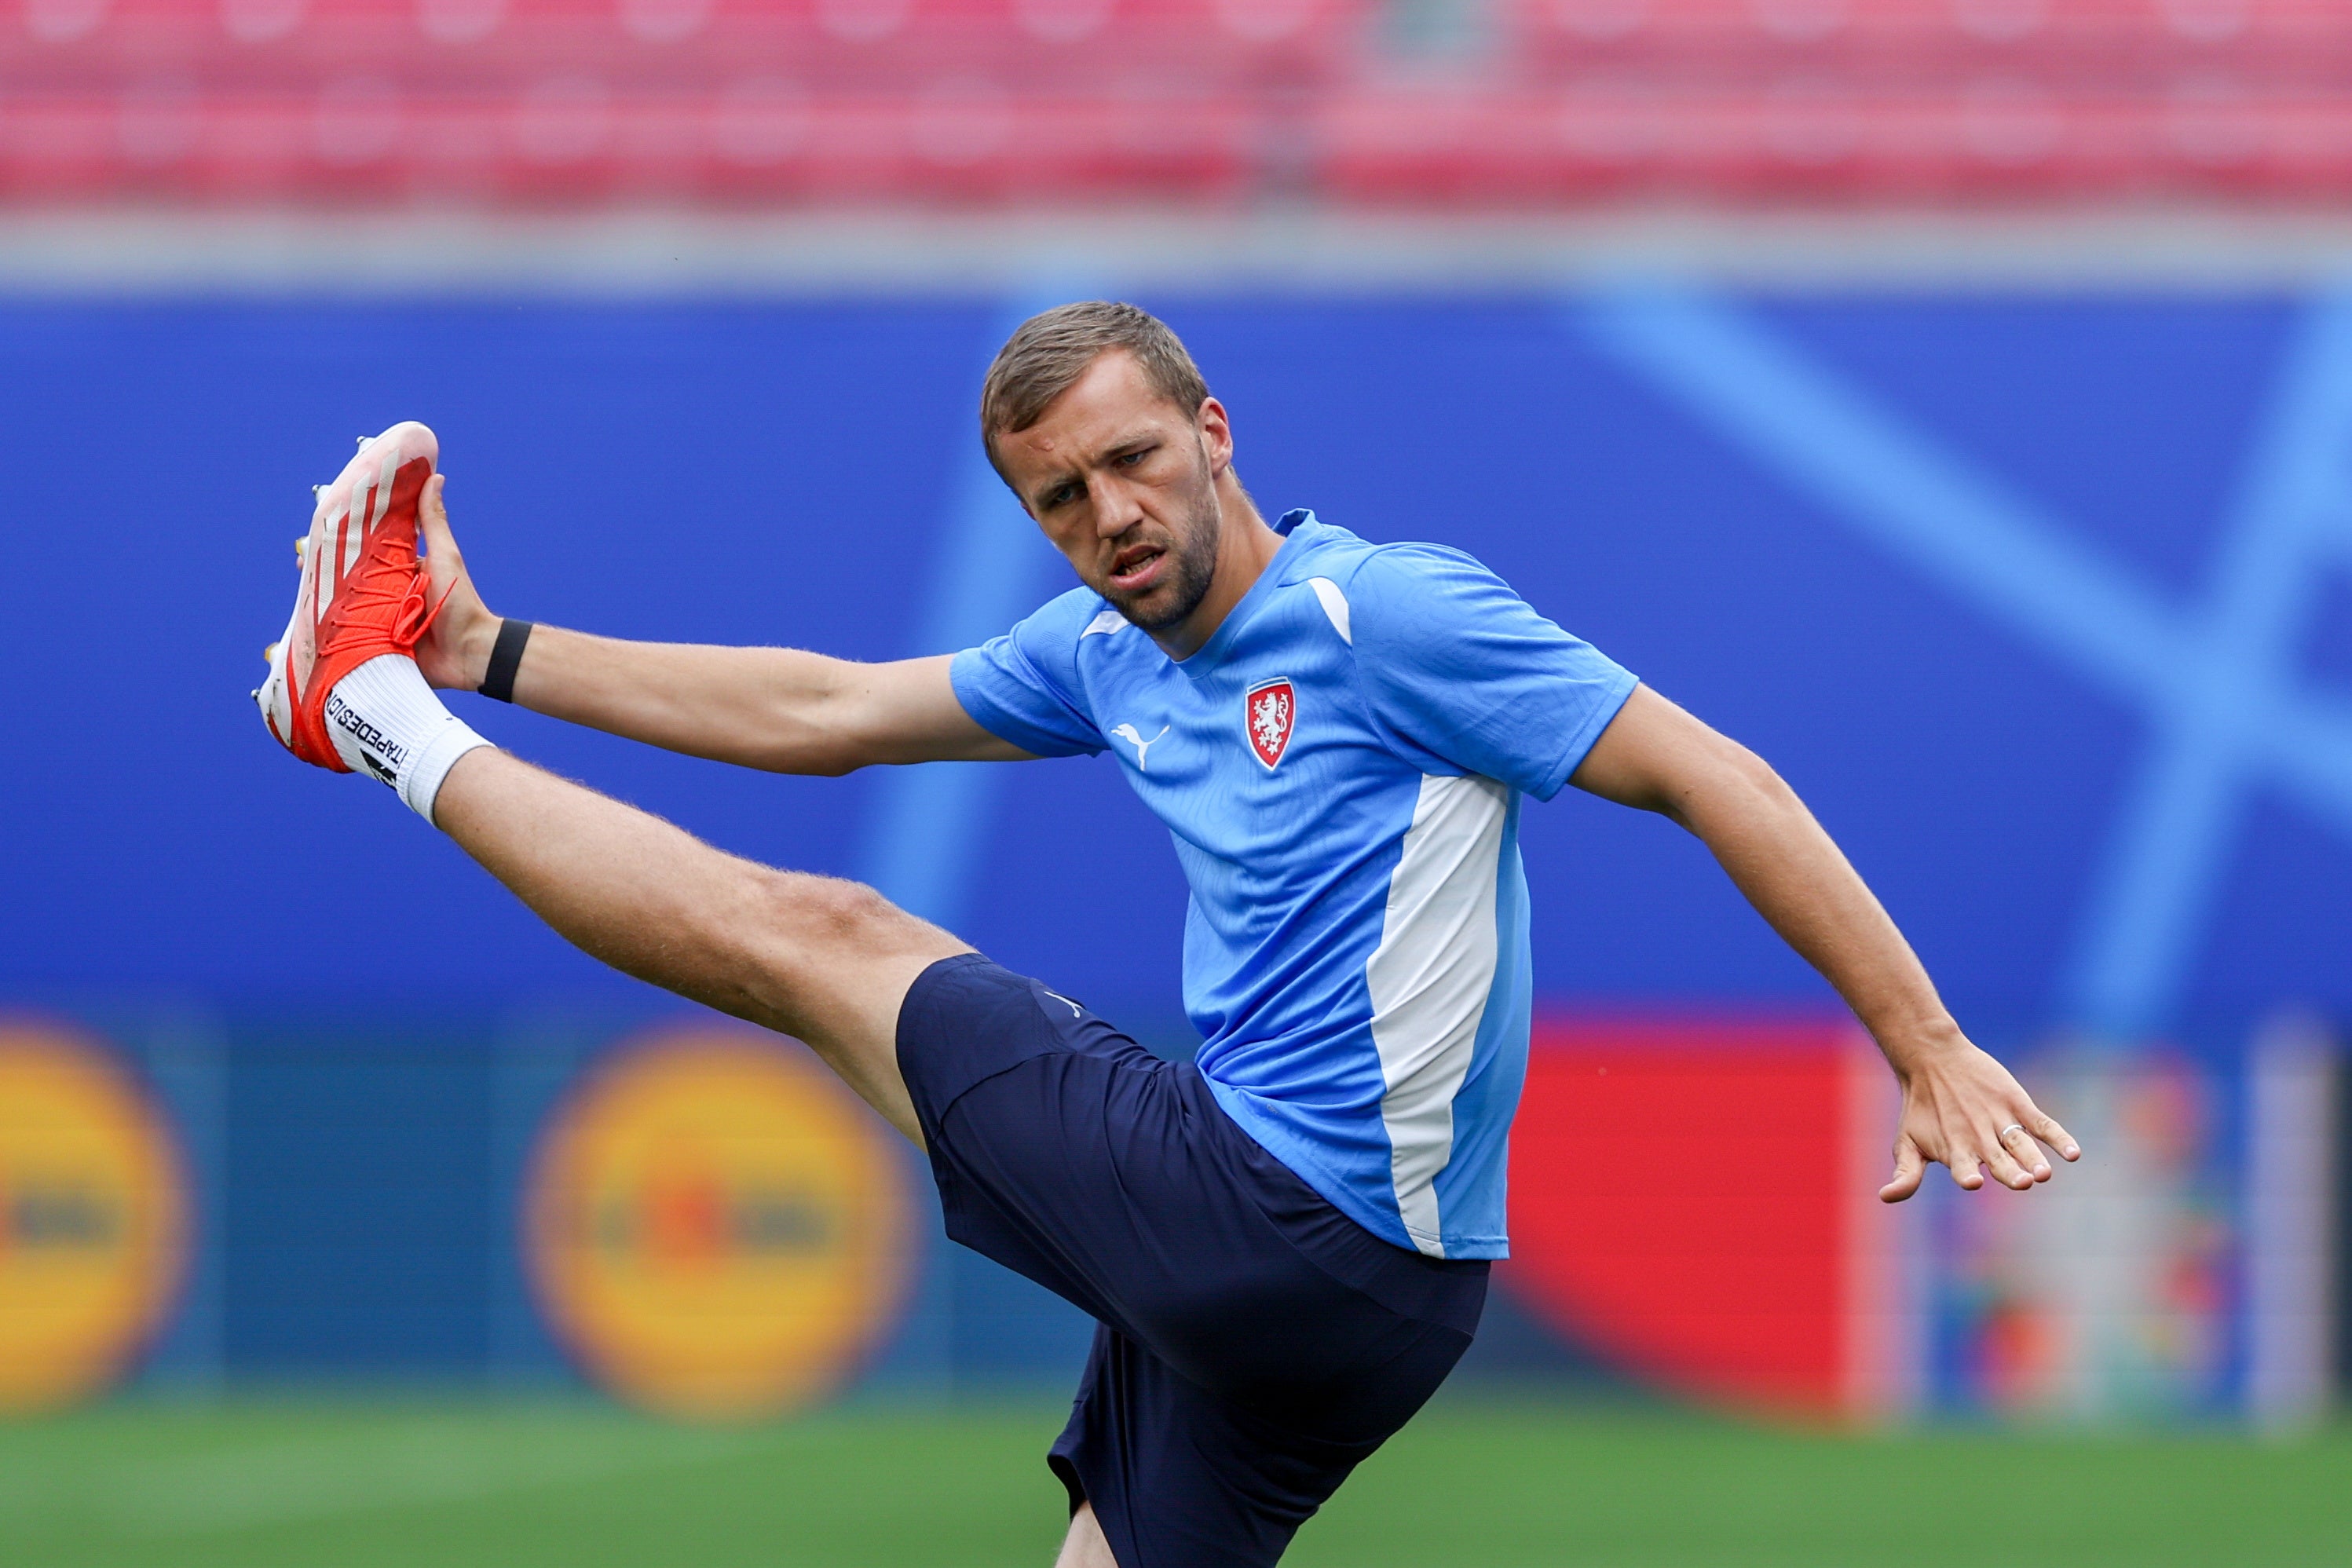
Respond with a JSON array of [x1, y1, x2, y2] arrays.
[[759, 870, 918, 950]]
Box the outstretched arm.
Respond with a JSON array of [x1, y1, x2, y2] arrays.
[[412, 474, 1030, 775], [1569, 685, 2080, 1202]]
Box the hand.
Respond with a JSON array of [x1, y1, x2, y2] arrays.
[[1879, 1033, 2080, 1202], [414, 473, 500, 692]]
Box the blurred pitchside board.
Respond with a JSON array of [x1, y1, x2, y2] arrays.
[[2, 290, 2349, 1421], [0, 1009, 2338, 1424]]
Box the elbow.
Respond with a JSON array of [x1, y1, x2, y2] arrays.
[[799, 751, 865, 780], [738, 740, 861, 777], [743, 700, 871, 777], [1714, 740, 1797, 819], [1725, 740, 1791, 800], [1662, 736, 1791, 829], [779, 679, 893, 777]]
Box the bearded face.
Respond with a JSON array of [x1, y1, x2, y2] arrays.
[[1092, 440, 1223, 634], [996, 349, 1249, 656]]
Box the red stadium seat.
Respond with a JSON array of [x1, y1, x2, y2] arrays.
[[1, 0, 2346, 203]]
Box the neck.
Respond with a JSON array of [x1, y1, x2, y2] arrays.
[[1155, 474, 1281, 660]]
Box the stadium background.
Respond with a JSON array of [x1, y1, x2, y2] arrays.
[[2, 2, 2348, 1563]]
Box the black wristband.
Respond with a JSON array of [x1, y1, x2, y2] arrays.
[[480, 619, 533, 704]]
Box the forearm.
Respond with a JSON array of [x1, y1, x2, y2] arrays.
[[415, 480, 1004, 774], [459, 619, 890, 774], [1571, 688, 2076, 1196], [1667, 752, 1962, 1075]]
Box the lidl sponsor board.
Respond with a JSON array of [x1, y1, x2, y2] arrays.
[[0, 1025, 187, 1413], [524, 1026, 913, 1421]]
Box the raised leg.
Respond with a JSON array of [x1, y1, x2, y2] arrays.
[[430, 746, 966, 1142]]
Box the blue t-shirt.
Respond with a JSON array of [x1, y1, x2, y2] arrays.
[[950, 511, 1637, 1259]]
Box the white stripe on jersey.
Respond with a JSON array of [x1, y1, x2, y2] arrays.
[[1307, 576, 1352, 644], [1364, 772, 1509, 1257]]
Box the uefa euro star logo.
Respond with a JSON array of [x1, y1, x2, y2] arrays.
[[1576, 291, 2352, 1040]]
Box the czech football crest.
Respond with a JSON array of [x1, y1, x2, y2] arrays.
[[1245, 678, 1296, 769]]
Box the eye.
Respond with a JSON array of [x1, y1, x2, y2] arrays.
[[1117, 449, 1147, 467], [1045, 481, 1082, 510]]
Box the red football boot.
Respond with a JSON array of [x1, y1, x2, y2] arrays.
[[256, 422, 442, 772]]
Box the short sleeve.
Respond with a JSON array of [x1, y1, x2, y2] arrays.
[[1348, 544, 1637, 801], [949, 588, 1110, 758]]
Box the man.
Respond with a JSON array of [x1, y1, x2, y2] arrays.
[[256, 302, 2077, 1567]]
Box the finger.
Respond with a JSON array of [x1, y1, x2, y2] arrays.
[[1981, 1136, 2036, 1191], [2030, 1109, 2080, 1163], [419, 480, 469, 594], [419, 473, 456, 560], [1997, 1120, 2052, 1182], [1879, 1137, 1925, 1204], [1948, 1149, 1986, 1190]]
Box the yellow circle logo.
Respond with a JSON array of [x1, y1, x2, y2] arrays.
[[0, 1024, 188, 1413], [525, 1026, 913, 1422]]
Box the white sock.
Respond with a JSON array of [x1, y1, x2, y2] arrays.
[[324, 655, 493, 825]]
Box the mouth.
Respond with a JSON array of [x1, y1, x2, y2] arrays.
[[1107, 543, 1165, 595]]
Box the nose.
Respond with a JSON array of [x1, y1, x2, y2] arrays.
[[1090, 472, 1143, 539]]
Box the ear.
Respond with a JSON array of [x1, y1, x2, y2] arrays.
[[1196, 397, 1235, 472]]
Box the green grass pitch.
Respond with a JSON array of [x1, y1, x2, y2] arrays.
[[3, 1395, 2345, 1566]]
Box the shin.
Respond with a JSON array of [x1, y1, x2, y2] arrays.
[[430, 746, 967, 1142]]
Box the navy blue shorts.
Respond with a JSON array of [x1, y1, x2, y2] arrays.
[[896, 954, 1489, 1568]]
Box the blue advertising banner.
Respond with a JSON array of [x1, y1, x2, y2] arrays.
[[7, 294, 2350, 1024], [2, 293, 2345, 1415]]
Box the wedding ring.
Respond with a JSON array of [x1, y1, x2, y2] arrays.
[[1998, 1123, 2025, 1139]]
